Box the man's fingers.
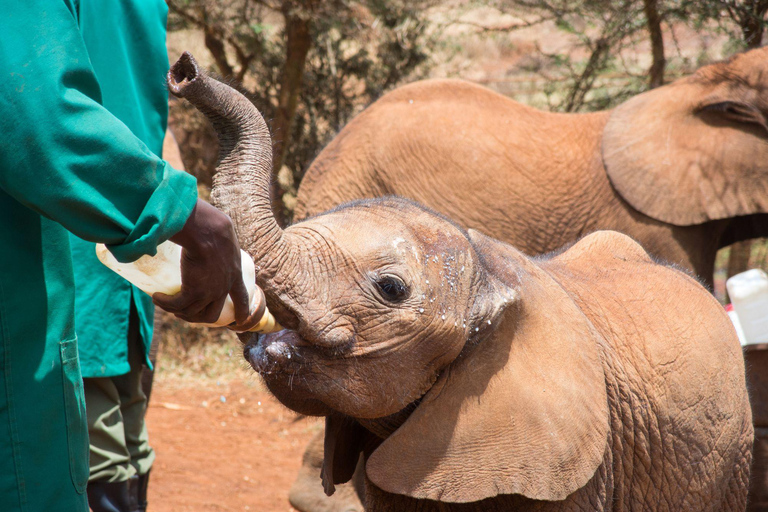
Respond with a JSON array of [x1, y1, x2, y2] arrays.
[[197, 294, 229, 325], [226, 310, 261, 332], [227, 287, 268, 332], [152, 291, 198, 312], [230, 277, 251, 325], [178, 296, 215, 319]]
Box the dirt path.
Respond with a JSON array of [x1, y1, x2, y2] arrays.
[[146, 379, 323, 512]]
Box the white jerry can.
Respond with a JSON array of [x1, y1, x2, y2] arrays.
[[95, 241, 280, 333], [727, 269, 768, 346]]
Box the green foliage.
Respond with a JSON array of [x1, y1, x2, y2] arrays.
[[285, 2, 434, 181], [499, 0, 767, 112]]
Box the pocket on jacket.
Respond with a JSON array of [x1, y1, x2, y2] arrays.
[[60, 338, 89, 494]]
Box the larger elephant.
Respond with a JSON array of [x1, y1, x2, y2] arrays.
[[168, 52, 753, 512], [295, 47, 768, 288], [292, 47, 768, 511]]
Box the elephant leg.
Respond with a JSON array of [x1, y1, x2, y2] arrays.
[[745, 348, 768, 511], [289, 429, 365, 512]]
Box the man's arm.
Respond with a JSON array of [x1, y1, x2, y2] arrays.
[[0, 0, 249, 324]]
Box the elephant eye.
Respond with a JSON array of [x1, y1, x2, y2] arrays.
[[374, 275, 410, 303]]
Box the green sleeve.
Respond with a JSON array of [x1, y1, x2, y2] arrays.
[[0, 0, 197, 263]]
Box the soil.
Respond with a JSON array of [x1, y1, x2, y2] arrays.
[[146, 379, 324, 512]]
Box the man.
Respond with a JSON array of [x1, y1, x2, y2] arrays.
[[0, 1, 252, 511], [69, 2, 184, 510]]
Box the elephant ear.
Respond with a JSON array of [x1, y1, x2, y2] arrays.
[[365, 231, 609, 503], [602, 80, 768, 226]]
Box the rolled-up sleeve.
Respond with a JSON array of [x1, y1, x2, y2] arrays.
[[0, 0, 197, 262]]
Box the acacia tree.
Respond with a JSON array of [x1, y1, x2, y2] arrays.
[[495, 0, 767, 111], [489, 0, 652, 111], [166, 0, 437, 222], [685, 0, 768, 48]]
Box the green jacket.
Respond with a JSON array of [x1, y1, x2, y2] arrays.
[[0, 0, 197, 510], [71, 0, 173, 378]]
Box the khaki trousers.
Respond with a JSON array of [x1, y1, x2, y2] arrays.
[[83, 310, 155, 483]]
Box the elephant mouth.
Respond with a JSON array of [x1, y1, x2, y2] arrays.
[[244, 330, 306, 375], [244, 329, 340, 417]]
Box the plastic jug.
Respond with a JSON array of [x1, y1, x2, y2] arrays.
[[95, 241, 280, 332], [726, 269, 768, 345]]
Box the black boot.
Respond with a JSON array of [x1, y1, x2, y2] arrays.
[[87, 479, 133, 512], [135, 471, 150, 512]]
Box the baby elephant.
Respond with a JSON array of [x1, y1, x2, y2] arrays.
[[168, 52, 753, 511]]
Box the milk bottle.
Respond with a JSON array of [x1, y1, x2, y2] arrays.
[[727, 269, 768, 345], [96, 241, 280, 333]]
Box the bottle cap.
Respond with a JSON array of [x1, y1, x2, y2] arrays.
[[244, 286, 282, 333]]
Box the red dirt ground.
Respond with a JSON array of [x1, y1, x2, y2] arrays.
[[146, 380, 324, 512]]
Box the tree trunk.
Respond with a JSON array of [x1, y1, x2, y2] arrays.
[[204, 30, 235, 78], [643, 0, 665, 88], [270, 11, 313, 224]]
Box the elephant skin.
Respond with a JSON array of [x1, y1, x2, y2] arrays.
[[296, 48, 768, 288]]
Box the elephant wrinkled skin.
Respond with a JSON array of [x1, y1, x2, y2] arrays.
[[168, 53, 753, 512]]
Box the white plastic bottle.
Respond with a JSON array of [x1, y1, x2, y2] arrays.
[[95, 241, 280, 333], [726, 269, 768, 345]]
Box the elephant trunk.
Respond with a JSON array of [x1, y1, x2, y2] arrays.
[[167, 52, 285, 264]]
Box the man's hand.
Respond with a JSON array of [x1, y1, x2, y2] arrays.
[[226, 286, 269, 332], [153, 199, 250, 325]]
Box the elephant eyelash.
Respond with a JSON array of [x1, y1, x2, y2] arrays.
[[373, 275, 410, 303]]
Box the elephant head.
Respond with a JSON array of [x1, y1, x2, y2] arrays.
[[603, 48, 768, 230], [167, 53, 611, 503]]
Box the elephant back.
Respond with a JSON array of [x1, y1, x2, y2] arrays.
[[543, 231, 752, 511]]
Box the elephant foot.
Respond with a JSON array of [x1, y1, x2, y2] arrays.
[[289, 430, 364, 512], [289, 479, 363, 512]]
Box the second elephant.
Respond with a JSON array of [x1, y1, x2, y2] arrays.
[[296, 47, 768, 288]]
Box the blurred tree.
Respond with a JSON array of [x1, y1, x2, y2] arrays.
[[684, 0, 768, 49], [495, 0, 767, 111], [493, 0, 652, 111], [738, 0, 768, 47], [166, 0, 437, 222]]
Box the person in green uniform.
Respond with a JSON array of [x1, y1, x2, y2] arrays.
[[0, 2, 253, 512], [69, 1, 179, 510]]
